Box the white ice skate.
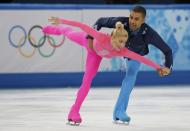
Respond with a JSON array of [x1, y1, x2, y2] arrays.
[[113, 113, 131, 125], [66, 119, 81, 126]]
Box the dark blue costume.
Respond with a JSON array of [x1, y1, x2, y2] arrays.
[[88, 17, 173, 122]]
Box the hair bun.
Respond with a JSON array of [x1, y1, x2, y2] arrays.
[[115, 21, 124, 30]]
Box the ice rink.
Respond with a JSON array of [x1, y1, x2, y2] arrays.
[[0, 86, 190, 131]]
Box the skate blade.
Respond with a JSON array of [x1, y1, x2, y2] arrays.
[[113, 120, 130, 125], [66, 120, 81, 126]]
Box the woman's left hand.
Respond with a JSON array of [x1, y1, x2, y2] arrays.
[[48, 16, 61, 25]]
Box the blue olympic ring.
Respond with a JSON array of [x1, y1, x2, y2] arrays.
[[8, 25, 27, 48]]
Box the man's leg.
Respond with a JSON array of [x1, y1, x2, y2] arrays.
[[113, 59, 141, 122]]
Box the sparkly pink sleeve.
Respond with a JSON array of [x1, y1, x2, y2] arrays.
[[118, 48, 161, 70], [59, 18, 106, 41]]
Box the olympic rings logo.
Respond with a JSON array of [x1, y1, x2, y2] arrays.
[[8, 25, 66, 58]]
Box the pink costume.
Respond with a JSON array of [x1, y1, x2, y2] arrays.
[[43, 18, 161, 123]]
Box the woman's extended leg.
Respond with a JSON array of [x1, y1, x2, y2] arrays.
[[43, 25, 92, 51]]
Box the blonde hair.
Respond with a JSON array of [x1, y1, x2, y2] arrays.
[[111, 21, 128, 51]]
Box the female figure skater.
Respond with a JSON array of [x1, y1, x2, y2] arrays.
[[43, 17, 161, 125]]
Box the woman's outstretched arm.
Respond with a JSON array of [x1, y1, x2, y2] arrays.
[[117, 48, 161, 70], [49, 17, 107, 42]]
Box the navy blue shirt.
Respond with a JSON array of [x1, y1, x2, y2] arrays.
[[88, 17, 173, 68]]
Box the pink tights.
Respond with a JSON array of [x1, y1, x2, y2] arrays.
[[43, 25, 102, 122]]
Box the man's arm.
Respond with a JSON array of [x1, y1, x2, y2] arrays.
[[146, 25, 173, 76], [93, 17, 128, 30], [87, 17, 128, 39], [87, 17, 128, 50]]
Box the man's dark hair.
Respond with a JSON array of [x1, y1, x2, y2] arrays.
[[132, 6, 146, 18]]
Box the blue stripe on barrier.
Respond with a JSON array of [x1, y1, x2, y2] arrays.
[[0, 4, 190, 10], [0, 71, 189, 89]]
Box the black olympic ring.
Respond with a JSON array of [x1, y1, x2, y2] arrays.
[[28, 25, 47, 48]]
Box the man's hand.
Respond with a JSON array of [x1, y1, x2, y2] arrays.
[[157, 67, 171, 77], [48, 16, 61, 25]]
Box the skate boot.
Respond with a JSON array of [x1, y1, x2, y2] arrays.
[[113, 112, 131, 125], [67, 107, 82, 126], [67, 114, 82, 126]]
